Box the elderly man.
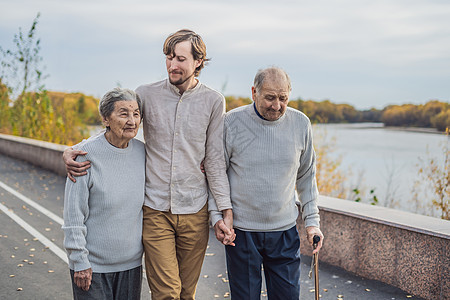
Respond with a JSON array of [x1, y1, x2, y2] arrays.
[[64, 29, 234, 300], [209, 67, 324, 299]]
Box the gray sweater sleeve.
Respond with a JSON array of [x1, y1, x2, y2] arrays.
[[62, 161, 92, 272], [296, 121, 320, 228]]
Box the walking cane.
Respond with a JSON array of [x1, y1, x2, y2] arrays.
[[308, 235, 321, 300]]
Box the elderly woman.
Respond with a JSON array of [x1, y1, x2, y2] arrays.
[[63, 87, 145, 299]]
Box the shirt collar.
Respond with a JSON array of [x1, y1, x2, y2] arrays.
[[167, 78, 201, 96]]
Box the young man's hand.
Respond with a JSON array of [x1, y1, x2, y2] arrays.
[[63, 148, 90, 182], [214, 209, 236, 246]]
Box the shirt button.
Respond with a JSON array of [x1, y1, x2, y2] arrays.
[[173, 167, 176, 170], [175, 133, 178, 136], [174, 150, 177, 153]]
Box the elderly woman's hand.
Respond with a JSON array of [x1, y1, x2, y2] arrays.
[[74, 268, 93, 291]]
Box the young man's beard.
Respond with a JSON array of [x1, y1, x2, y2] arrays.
[[169, 71, 195, 86]]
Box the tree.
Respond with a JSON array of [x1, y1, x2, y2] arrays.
[[418, 101, 446, 127], [225, 96, 252, 111], [0, 13, 89, 145], [0, 12, 48, 98], [313, 126, 349, 198], [361, 108, 382, 123], [381, 104, 420, 127], [412, 129, 449, 220], [431, 110, 450, 132], [0, 79, 12, 133], [338, 104, 360, 123]]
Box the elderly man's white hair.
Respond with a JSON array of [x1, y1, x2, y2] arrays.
[[253, 67, 292, 93]]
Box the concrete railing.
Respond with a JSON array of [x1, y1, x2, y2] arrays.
[[0, 133, 68, 177], [298, 196, 449, 300], [1, 133, 449, 299]]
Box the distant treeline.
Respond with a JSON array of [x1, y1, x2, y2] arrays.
[[0, 81, 100, 145], [225, 96, 449, 132], [1, 82, 448, 146]]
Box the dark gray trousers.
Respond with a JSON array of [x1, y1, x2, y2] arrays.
[[70, 265, 142, 300]]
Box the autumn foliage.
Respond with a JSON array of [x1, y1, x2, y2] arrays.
[[412, 129, 449, 220], [381, 101, 449, 131], [0, 81, 100, 145], [225, 96, 252, 111]]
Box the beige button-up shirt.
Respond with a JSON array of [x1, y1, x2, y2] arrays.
[[136, 79, 231, 214]]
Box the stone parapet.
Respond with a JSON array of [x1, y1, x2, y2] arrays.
[[1, 133, 448, 299], [0, 133, 68, 177], [298, 195, 449, 300]]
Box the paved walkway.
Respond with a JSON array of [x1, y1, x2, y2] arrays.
[[0, 153, 422, 299]]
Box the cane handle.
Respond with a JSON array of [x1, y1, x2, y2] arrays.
[[313, 235, 320, 247]]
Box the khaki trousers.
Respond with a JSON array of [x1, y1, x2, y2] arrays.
[[142, 204, 209, 300]]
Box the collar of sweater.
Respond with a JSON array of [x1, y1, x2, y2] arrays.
[[249, 103, 287, 125]]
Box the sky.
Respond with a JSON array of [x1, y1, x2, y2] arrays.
[[1, 0, 449, 109]]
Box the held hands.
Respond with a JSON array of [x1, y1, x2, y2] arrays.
[[306, 226, 324, 254], [73, 268, 93, 291], [63, 148, 90, 182], [213, 209, 236, 246]]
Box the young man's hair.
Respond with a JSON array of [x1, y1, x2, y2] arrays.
[[163, 29, 210, 77]]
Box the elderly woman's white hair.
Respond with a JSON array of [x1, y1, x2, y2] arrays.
[[99, 87, 143, 120]]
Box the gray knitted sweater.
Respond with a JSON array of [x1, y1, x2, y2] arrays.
[[63, 134, 145, 273], [209, 104, 320, 231]]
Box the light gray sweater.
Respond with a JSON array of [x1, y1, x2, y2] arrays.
[[63, 134, 145, 273], [209, 104, 320, 231]]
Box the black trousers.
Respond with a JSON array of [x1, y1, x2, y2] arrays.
[[70, 265, 142, 300]]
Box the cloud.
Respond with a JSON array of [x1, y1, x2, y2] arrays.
[[1, 0, 449, 108]]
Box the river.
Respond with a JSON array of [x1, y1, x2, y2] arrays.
[[313, 123, 448, 217]]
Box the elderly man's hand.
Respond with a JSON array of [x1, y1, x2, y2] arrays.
[[63, 148, 90, 182], [222, 209, 236, 246], [74, 268, 93, 291], [214, 219, 236, 246], [306, 226, 324, 254]]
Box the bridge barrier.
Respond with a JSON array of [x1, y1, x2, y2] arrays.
[[0, 133, 68, 177], [298, 196, 449, 300], [0, 133, 448, 299]]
